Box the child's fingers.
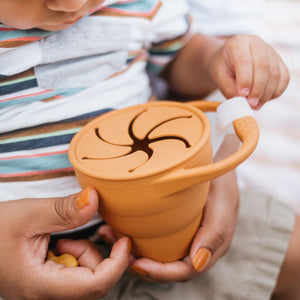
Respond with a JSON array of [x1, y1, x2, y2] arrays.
[[247, 40, 270, 108], [211, 36, 254, 99], [254, 48, 281, 108], [213, 35, 290, 109], [211, 58, 237, 99], [272, 59, 290, 100], [227, 36, 253, 98]]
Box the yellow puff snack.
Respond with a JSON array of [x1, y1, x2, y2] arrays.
[[47, 250, 79, 267]]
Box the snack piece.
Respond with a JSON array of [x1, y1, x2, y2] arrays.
[[47, 250, 79, 267]]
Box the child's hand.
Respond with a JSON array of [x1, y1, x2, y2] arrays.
[[0, 189, 131, 299], [209, 34, 290, 109]]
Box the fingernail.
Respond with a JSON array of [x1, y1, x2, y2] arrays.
[[130, 265, 148, 276], [240, 88, 250, 96], [248, 97, 259, 107], [76, 187, 91, 209], [192, 248, 211, 272]]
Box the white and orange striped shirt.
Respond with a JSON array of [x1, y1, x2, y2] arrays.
[[0, 0, 193, 229]]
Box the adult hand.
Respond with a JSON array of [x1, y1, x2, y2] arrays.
[[209, 34, 290, 109], [0, 188, 131, 300], [100, 135, 240, 282]]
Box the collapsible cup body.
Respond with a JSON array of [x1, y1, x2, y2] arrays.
[[69, 100, 259, 262]]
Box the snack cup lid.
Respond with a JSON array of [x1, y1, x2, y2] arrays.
[[68, 101, 210, 181]]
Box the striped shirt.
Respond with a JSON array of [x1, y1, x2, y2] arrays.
[[0, 0, 193, 228]]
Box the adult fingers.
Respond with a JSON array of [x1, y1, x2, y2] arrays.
[[97, 225, 195, 282], [93, 236, 131, 297], [190, 135, 240, 272], [97, 224, 118, 245], [40, 237, 131, 300], [129, 257, 197, 283], [189, 173, 239, 272], [56, 239, 104, 270], [15, 187, 99, 236]]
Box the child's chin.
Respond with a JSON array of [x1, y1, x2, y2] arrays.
[[37, 23, 75, 31]]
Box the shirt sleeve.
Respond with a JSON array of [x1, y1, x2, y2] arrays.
[[147, 0, 194, 74]]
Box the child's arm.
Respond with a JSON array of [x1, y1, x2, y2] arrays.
[[163, 33, 290, 109]]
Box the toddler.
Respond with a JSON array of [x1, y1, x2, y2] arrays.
[[0, 1, 297, 299]]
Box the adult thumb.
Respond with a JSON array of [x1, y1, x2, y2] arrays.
[[189, 189, 238, 273], [18, 187, 99, 235]]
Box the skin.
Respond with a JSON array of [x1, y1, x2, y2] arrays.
[[0, 0, 105, 31], [271, 216, 300, 300], [98, 135, 241, 283], [0, 0, 290, 108], [97, 138, 300, 300], [164, 33, 290, 109], [0, 0, 293, 298], [0, 190, 131, 300]]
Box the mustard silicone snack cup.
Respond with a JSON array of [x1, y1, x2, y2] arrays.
[[68, 100, 259, 262]]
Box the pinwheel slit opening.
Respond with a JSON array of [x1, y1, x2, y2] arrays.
[[81, 110, 193, 172]]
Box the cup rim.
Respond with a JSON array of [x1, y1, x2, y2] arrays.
[[68, 101, 211, 181]]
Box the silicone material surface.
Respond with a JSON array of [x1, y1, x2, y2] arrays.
[[69, 100, 259, 262]]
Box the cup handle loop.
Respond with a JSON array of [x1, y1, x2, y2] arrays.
[[154, 99, 259, 196]]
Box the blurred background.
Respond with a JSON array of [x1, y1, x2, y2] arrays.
[[237, 0, 300, 213], [154, 0, 300, 214], [188, 0, 300, 213]]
